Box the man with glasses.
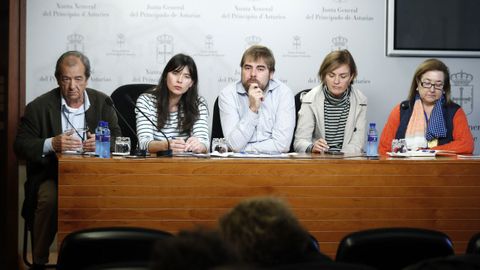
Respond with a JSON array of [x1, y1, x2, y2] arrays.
[[14, 51, 121, 269], [378, 58, 473, 155]]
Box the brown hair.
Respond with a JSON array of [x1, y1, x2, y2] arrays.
[[240, 45, 275, 72], [407, 58, 452, 104], [318, 49, 357, 86], [219, 197, 312, 266]]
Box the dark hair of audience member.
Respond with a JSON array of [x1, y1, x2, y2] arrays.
[[219, 197, 331, 267], [150, 228, 239, 270]]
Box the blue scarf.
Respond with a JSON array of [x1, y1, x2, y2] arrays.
[[425, 95, 447, 141]]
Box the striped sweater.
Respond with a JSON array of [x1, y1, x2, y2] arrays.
[[136, 93, 210, 151]]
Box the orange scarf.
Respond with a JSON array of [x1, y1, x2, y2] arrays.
[[405, 98, 428, 150]]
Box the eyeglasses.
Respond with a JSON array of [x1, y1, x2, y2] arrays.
[[420, 81, 444, 90]]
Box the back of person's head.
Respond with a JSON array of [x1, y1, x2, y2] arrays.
[[240, 45, 276, 72], [318, 49, 357, 86], [219, 197, 318, 267], [150, 228, 238, 270], [407, 58, 452, 104]]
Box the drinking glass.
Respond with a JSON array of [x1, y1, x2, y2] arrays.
[[212, 138, 228, 153], [391, 139, 407, 153], [115, 137, 131, 154]]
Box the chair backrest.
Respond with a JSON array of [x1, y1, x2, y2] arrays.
[[335, 227, 455, 270], [210, 97, 224, 151], [289, 89, 311, 152], [110, 84, 156, 153], [466, 232, 480, 254], [56, 226, 173, 270], [85, 261, 151, 270]]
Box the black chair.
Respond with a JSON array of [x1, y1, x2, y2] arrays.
[[110, 84, 156, 154], [85, 261, 150, 270], [269, 261, 376, 270], [85, 261, 151, 270], [335, 227, 455, 270], [210, 97, 224, 152], [403, 254, 480, 270], [466, 232, 480, 254], [56, 226, 173, 270], [289, 88, 311, 152]]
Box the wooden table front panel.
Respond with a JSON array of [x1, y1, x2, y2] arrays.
[[58, 155, 480, 258]]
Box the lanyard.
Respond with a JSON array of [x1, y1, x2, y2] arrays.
[[62, 101, 87, 141]]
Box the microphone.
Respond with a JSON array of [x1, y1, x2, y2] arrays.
[[124, 95, 173, 157], [104, 97, 147, 157]]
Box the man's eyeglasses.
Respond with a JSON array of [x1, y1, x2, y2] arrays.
[[420, 81, 444, 90]]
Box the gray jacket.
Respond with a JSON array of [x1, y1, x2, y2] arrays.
[[293, 84, 368, 154]]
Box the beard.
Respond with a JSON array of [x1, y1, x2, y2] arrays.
[[242, 78, 268, 92]]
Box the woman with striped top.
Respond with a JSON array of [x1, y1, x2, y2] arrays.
[[294, 50, 367, 154], [136, 54, 209, 154]]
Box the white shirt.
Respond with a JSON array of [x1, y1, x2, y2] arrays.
[[43, 91, 91, 154], [218, 79, 295, 153]]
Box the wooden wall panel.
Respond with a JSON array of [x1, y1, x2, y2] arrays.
[[58, 155, 480, 258]]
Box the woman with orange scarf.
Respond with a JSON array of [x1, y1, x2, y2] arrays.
[[378, 59, 474, 155]]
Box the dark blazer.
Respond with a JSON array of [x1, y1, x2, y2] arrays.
[[14, 87, 121, 228]]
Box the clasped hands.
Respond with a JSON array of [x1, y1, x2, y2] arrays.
[[52, 130, 95, 152], [170, 136, 206, 153]]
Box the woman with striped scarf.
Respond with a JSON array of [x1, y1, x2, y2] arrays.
[[294, 50, 368, 154]]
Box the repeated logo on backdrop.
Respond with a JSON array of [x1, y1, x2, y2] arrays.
[[282, 36, 310, 58], [26, 0, 479, 153], [331, 35, 348, 51], [451, 71, 474, 115], [195, 35, 224, 57], [116, 33, 126, 48], [156, 34, 174, 64], [106, 33, 136, 57], [245, 35, 262, 49], [66, 33, 85, 52]]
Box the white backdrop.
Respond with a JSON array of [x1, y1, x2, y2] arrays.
[[26, 0, 480, 153]]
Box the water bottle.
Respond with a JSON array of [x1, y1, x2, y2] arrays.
[[95, 121, 106, 156], [366, 122, 378, 156], [101, 122, 111, 158]]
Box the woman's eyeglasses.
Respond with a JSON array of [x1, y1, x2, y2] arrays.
[[420, 81, 444, 90]]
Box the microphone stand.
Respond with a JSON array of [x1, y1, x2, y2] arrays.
[[125, 95, 173, 157], [105, 97, 147, 157]]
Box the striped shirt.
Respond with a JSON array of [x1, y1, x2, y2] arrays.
[[323, 87, 350, 152], [136, 93, 210, 151]]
